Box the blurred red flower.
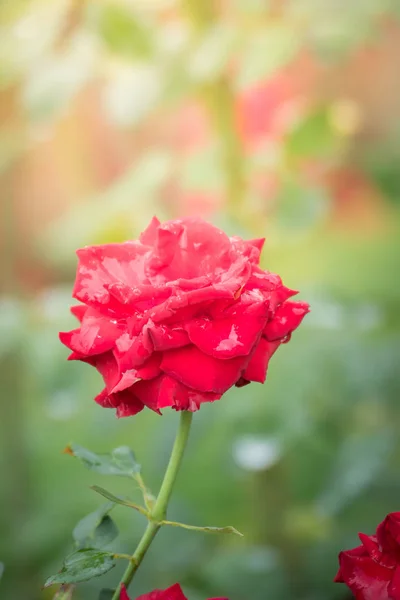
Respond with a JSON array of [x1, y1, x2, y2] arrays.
[[235, 74, 303, 149], [335, 512, 400, 599], [60, 217, 309, 417], [120, 583, 228, 600]]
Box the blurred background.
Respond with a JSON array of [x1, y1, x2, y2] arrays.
[[1, 1, 400, 599]]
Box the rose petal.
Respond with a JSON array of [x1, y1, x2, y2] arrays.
[[70, 305, 87, 322], [120, 584, 131, 600], [336, 547, 392, 599], [73, 242, 148, 310], [93, 352, 120, 392], [108, 281, 172, 312], [145, 221, 185, 276], [114, 391, 144, 418], [147, 285, 236, 325], [136, 352, 162, 379], [111, 371, 140, 394], [388, 566, 400, 600], [133, 374, 220, 411], [59, 315, 123, 357], [263, 301, 310, 341], [161, 345, 247, 393], [358, 534, 397, 569], [147, 323, 190, 351], [146, 218, 232, 283], [185, 300, 268, 359], [136, 583, 188, 600], [359, 534, 384, 563], [242, 338, 280, 383], [95, 387, 144, 418], [94, 388, 116, 408], [377, 513, 400, 555], [113, 330, 153, 371], [139, 216, 161, 246]]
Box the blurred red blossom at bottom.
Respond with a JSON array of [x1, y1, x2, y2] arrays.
[[335, 511, 400, 599], [120, 583, 228, 600]]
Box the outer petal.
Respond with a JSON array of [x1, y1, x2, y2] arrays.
[[113, 330, 153, 371], [95, 388, 144, 418], [246, 269, 298, 309], [139, 216, 161, 245], [377, 513, 400, 555], [230, 236, 264, 265], [263, 301, 310, 342], [388, 566, 400, 600], [59, 315, 124, 357], [136, 584, 188, 600], [145, 218, 235, 285], [336, 547, 393, 600], [114, 391, 144, 418], [161, 346, 248, 393], [70, 305, 87, 322], [359, 534, 396, 569], [73, 242, 148, 310], [111, 352, 161, 395], [133, 374, 220, 411], [120, 584, 130, 600], [241, 338, 280, 383], [93, 352, 120, 392], [359, 534, 386, 564], [145, 221, 185, 276]]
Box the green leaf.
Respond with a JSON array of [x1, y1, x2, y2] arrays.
[[91, 517, 119, 549], [237, 25, 300, 89], [53, 585, 75, 600], [44, 550, 116, 587], [111, 446, 141, 475], [65, 444, 140, 477], [94, 4, 153, 59], [285, 108, 339, 160], [161, 520, 243, 537], [188, 23, 239, 82], [73, 503, 118, 549], [91, 486, 148, 517], [99, 591, 115, 600], [0, 562, 4, 579]]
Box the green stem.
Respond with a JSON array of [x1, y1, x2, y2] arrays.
[[182, 0, 247, 221], [111, 411, 193, 600], [203, 78, 246, 215]]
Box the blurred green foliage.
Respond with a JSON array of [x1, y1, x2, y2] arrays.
[[1, 1, 400, 600]]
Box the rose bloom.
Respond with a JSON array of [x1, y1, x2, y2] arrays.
[[335, 512, 400, 599], [60, 217, 309, 417], [120, 583, 227, 600]]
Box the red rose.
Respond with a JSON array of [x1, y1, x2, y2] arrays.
[[335, 512, 400, 599], [120, 583, 228, 600], [60, 217, 309, 417]]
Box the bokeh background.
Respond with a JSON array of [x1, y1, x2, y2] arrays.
[[1, 1, 400, 599]]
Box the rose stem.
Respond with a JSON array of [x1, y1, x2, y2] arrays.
[[182, 0, 260, 234], [111, 410, 193, 600]]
